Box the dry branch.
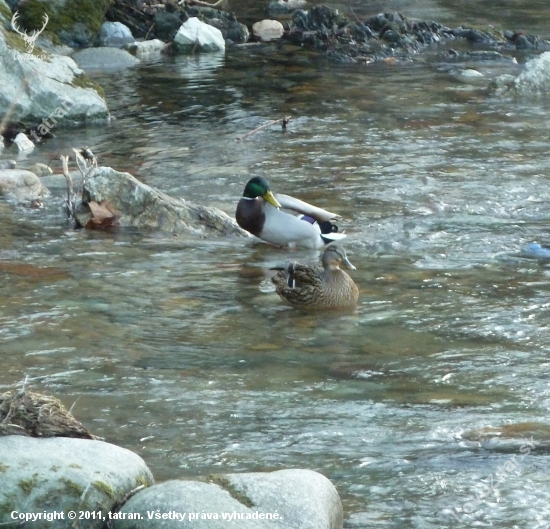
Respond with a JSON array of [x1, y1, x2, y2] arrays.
[[236, 116, 291, 141]]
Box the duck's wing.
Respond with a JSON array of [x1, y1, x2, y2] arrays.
[[274, 193, 341, 222], [287, 264, 324, 288], [261, 205, 326, 248]]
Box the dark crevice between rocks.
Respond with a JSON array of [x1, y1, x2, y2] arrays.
[[209, 475, 255, 508]]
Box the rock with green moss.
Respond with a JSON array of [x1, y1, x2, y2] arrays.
[[0, 435, 154, 529], [14, 0, 110, 48], [113, 469, 343, 529], [0, 0, 12, 29], [0, 27, 109, 123]]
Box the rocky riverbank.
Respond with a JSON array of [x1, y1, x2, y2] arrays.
[[2, 0, 550, 144], [0, 389, 343, 529]]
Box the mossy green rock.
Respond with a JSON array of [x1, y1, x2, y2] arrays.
[[0, 436, 154, 529], [16, 0, 110, 48], [0, 0, 12, 29], [0, 28, 109, 122]]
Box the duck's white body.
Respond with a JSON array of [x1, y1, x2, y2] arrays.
[[263, 194, 345, 248], [235, 176, 347, 249]]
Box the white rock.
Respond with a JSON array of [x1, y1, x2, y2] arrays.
[[124, 39, 166, 59], [13, 132, 34, 153], [252, 19, 284, 41], [100, 21, 136, 48], [174, 17, 226, 53]]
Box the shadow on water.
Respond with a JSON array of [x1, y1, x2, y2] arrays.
[[3, 1, 550, 527]]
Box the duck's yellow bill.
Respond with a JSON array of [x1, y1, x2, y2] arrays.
[[264, 191, 281, 208]]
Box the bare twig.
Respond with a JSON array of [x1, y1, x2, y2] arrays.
[[68, 396, 81, 414], [72, 147, 97, 194], [144, 22, 155, 41], [236, 116, 291, 141], [60, 154, 75, 220], [347, 2, 362, 24]]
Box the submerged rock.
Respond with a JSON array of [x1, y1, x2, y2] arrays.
[[0, 435, 154, 529], [72, 47, 140, 71], [113, 469, 343, 529], [124, 39, 166, 59], [75, 166, 247, 237], [0, 169, 49, 201]]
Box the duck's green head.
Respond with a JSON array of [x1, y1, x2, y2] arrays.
[[242, 176, 281, 208]]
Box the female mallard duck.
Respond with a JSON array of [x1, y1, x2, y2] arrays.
[[236, 176, 347, 249], [272, 243, 359, 309]]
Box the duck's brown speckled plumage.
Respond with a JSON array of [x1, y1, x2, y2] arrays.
[[272, 244, 359, 309]]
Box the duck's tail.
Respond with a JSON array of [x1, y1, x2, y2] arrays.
[[321, 232, 347, 244], [318, 220, 347, 244]]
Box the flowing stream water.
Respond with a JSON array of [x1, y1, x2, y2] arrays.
[[2, 1, 550, 527]]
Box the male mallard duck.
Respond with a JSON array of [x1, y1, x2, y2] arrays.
[[272, 243, 359, 309], [236, 176, 347, 249]]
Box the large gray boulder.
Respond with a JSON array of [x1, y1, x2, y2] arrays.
[[0, 435, 154, 529], [113, 469, 343, 529], [75, 166, 248, 237], [0, 30, 109, 122], [0, 168, 50, 201]]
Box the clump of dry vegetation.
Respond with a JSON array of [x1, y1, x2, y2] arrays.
[[0, 389, 97, 439]]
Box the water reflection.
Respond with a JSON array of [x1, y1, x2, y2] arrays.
[[174, 52, 225, 83], [3, 1, 550, 528]]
